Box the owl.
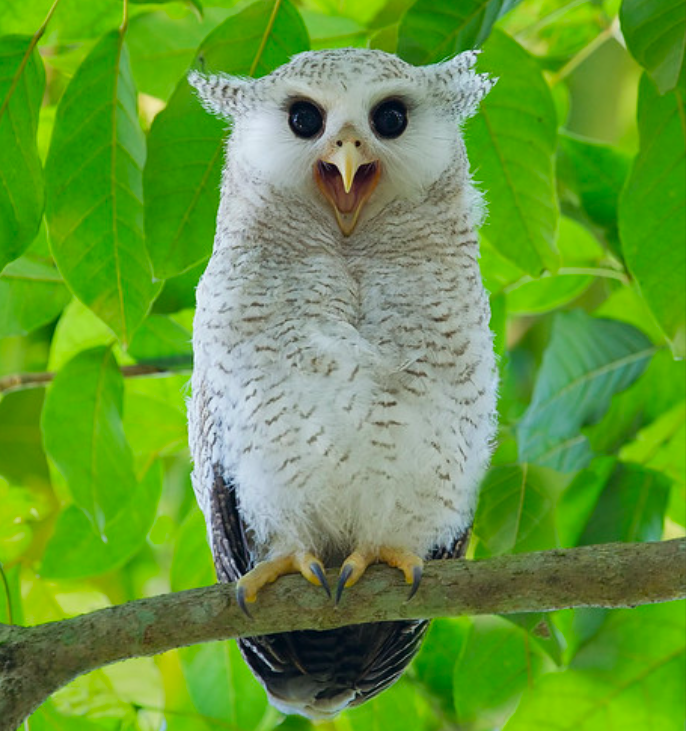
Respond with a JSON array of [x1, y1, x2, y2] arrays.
[[188, 48, 498, 719]]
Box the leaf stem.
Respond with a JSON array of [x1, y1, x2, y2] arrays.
[[249, 0, 282, 77], [0, 562, 13, 625], [549, 22, 617, 86], [502, 266, 629, 294], [34, 0, 63, 42]]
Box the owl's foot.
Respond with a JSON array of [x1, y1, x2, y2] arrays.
[[236, 552, 330, 617], [336, 547, 423, 604]]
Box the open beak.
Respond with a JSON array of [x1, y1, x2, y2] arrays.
[[314, 141, 381, 236]]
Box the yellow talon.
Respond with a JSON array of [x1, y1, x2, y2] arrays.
[[236, 552, 330, 616], [336, 547, 424, 603]]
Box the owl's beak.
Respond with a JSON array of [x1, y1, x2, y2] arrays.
[[315, 141, 380, 235]]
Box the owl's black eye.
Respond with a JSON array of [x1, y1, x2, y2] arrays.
[[371, 99, 408, 139], [288, 100, 324, 139]]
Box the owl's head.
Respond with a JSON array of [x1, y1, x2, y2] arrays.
[[190, 48, 495, 235]]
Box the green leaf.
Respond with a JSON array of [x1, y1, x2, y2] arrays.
[[171, 506, 276, 729], [473, 464, 566, 556], [397, 0, 521, 65], [144, 0, 310, 279], [414, 618, 471, 715], [39, 461, 162, 579], [579, 462, 671, 545], [0, 255, 70, 337], [466, 30, 559, 275], [128, 8, 234, 101], [619, 74, 685, 357], [453, 616, 550, 730], [127, 313, 193, 367], [518, 310, 654, 472], [504, 218, 604, 314], [41, 345, 138, 531], [152, 258, 205, 313], [45, 31, 159, 346], [344, 676, 438, 731], [47, 298, 129, 372], [123, 389, 188, 460], [504, 602, 686, 731], [557, 132, 631, 256], [179, 642, 277, 730], [170, 506, 214, 592], [0, 35, 46, 269], [620, 0, 685, 93], [0, 388, 49, 486], [556, 456, 615, 548]]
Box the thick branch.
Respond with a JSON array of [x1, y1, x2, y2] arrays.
[[1, 539, 684, 731]]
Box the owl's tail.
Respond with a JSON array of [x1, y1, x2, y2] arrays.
[[208, 469, 469, 718], [238, 620, 428, 719]]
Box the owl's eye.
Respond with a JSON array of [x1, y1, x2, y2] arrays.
[[288, 100, 324, 139], [371, 99, 408, 139]]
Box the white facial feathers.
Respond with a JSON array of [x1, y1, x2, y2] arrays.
[[188, 48, 496, 228]]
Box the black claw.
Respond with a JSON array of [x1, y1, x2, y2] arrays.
[[236, 585, 253, 618], [311, 562, 331, 598], [407, 565, 423, 601], [336, 564, 353, 605]]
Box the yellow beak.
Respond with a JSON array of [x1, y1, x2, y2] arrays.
[[315, 141, 381, 236], [324, 142, 366, 194]]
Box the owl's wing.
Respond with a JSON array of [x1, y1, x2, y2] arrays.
[[209, 471, 469, 718]]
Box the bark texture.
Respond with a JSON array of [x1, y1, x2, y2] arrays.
[[0, 539, 684, 731]]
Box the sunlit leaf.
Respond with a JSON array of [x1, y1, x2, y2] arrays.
[[45, 30, 158, 346], [619, 74, 686, 357], [42, 345, 137, 530], [0, 35, 45, 269], [504, 603, 686, 731], [144, 0, 310, 279], [128, 8, 234, 101], [473, 464, 565, 556], [518, 311, 654, 471], [453, 616, 550, 730], [413, 618, 471, 715], [0, 255, 69, 337], [466, 30, 559, 275], [343, 674, 438, 730], [40, 461, 162, 579], [397, 0, 521, 64], [620, 0, 685, 93]]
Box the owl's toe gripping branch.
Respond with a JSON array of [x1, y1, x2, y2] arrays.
[[236, 552, 330, 617], [336, 547, 424, 604]]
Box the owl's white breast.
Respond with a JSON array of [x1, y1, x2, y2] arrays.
[[189, 174, 497, 565]]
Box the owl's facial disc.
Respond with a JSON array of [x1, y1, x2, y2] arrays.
[[314, 140, 380, 236]]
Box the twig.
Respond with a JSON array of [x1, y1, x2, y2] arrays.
[[0, 539, 684, 731], [0, 362, 192, 395]]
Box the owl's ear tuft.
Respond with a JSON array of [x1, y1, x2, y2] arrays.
[[188, 71, 253, 119], [430, 51, 498, 121]]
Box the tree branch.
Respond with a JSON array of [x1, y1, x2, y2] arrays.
[[0, 361, 192, 394], [1, 539, 684, 731]]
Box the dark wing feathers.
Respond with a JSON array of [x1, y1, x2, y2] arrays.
[[209, 468, 468, 717]]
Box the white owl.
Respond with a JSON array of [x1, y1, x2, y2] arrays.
[[188, 48, 498, 719]]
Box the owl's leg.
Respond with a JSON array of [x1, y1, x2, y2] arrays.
[[236, 552, 330, 616], [336, 547, 423, 604]]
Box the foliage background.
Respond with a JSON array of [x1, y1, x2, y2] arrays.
[[0, 0, 684, 729]]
